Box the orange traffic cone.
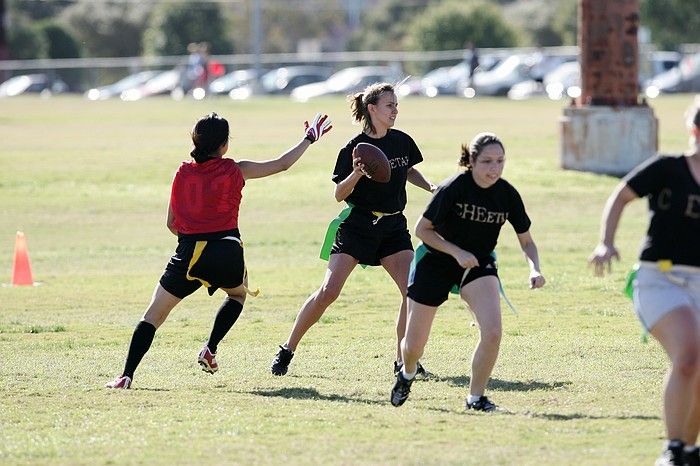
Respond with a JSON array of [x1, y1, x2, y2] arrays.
[[12, 231, 34, 286]]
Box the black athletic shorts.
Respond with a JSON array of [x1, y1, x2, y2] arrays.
[[330, 209, 413, 266], [408, 249, 497, 307], [159, 232, 245, 299]]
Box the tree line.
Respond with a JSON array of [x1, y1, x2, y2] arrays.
[[5, 0, 699, 85]]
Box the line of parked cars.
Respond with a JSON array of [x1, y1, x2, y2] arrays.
[[2, 50, 698, 100], [0, 73, 68, 97]]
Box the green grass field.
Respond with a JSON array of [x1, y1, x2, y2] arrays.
[[0, 94, 695, 465]]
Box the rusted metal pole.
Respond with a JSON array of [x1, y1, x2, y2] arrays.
[[579, 0, 640, 106], [560, 0, 657, 175]]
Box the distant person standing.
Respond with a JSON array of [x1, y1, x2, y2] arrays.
[[588, 99, 700, 466], [185, 42, 205, 92], [466, 42, 479, 87], [196, 42, 211, 89]]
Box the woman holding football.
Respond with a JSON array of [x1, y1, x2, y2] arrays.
[[270, 82, 436, 378], [588, 100, 700, 466], [106, 111, 331, 389], [391, 132, 545, 411]]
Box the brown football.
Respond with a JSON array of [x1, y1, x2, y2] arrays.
[[353, 142, 391, 183]]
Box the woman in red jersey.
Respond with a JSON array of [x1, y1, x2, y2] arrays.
[[106, 111, 332, 389]]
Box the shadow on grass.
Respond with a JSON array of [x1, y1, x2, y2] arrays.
[[250, 387, 383, 405], [525, 411, 659, 421], [130, 387, 171, 392], [441, 375, 572, 392]]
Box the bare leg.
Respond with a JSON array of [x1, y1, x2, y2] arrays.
[[401, 298, 439, 375], [142, 283, 182, 328], [380, 249, 414, 362], [282, 253, 357, 351], [650, 306, 700, 442], [685, 382, 700, 446], [460, 276, 502, 397]]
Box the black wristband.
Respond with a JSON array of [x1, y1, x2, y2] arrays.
[[304, 133, 315, 143]]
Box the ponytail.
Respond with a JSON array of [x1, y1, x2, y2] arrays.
[[459, 132, 504, 169], [348, 82, 395, 135]]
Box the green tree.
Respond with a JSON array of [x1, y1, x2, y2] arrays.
[[39, 22, 83, 89], [7, 14, 47, 59], [224, 0, 345, 55], [550, 0, 577, 46], [641, 0, 700, 50], [142, 2, 233, 56], [60, 0, 151, 57], [9, 0, 67, 21], [347, 0, 436, 52], [407, 1, 518, 51], [503, 0, 577, 46], [41, 22, 81, 59]]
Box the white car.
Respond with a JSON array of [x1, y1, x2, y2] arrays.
[[0, 74, 68, 97], [468, 54, 541, 97], [507, 61, 581, 101], [85, 71, 159, 101], [291, 66, 402, 102]]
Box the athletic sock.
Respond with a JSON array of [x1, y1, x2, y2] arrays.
[[467, 394, 483, 405], [122, 321, 157, 378], [401, 367, 416, 380], [206, 298, 243, 354], [684, 444, 698, 453]]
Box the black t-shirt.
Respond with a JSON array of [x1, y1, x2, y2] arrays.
[[624, 154, 700, 267], [332, 129, 423, 213], [422, 171, 531, 260]]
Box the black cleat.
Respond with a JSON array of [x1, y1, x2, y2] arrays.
[[655, 441, 686, 466], [393, 361, 430, 379], [390, 371, 414, 407], [466, 395, 497, 412], [685, 446, 700, 466], [271, 345, 294, 376]]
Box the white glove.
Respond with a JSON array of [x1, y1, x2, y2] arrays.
[[304, 113, 332, 143]]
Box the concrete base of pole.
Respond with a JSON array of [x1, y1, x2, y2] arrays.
[[560, 105, 658, 176]]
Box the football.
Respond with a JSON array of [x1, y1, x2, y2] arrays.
[[353, 142, 391, 183]]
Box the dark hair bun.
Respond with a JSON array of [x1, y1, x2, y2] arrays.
[[191, 112, 229, 162]]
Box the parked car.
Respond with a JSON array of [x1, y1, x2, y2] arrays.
[[529, 53, 577, 82], [291, 65, 403, 102], [508, 60, 581, 100], [463, 53, 542, 97], [645, 52, 700, 97], [395, 75, 424, 97], [120, 69, 182, 101], [84, 70, 160, 101], [640, 50, 682, 85], [420, 62, 469, 97], [0, 74, 68, 97], [208, 68, 263, 96], [261, 66, 334, 94]]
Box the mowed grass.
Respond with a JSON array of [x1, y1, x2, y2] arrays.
[[0, 94, 694, 465]]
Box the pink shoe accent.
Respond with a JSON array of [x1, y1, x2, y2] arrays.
[[105, 375, 132, 389], [198, 346, 218, 374]]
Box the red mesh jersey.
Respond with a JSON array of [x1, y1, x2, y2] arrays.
[[170, 158, 245, 234]]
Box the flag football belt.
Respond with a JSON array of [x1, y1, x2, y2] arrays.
[[370, 210, 402, 225], [624, 260, 697, 299], [623, 260, 698, 343]]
